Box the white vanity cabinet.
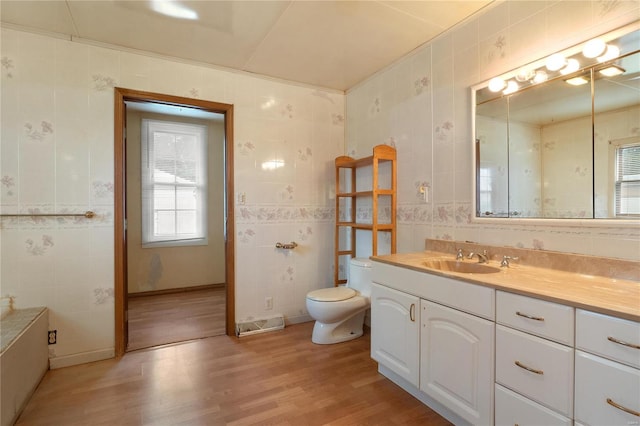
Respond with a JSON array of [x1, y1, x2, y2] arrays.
[[574, 309, 640, 425], [420, 300, 494, 425], [371, 261, 495, 425], [371, 282, 420, 387], [370, 259, 639, 426]]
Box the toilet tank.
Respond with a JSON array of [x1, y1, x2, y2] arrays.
[[347, 257, 373, 296]]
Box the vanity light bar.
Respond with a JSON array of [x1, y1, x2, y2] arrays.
[[476, 21, 639, 102]]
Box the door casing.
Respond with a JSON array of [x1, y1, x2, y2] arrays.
[[114, 87, 235, 356]]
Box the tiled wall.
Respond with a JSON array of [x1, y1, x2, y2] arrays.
[[0, 28, 344, 366], [346, 0, 640, 260]]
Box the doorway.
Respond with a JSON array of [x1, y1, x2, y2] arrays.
[[114, 88, 235, 356]]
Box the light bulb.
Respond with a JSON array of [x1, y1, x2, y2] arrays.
[[546, 53, 567, 71], [583, 38, 606, 58], [597, 44, 620, 62], [515, 68, 535, 82], [488, 77, 506, 92], [560, 59, 580, 75], [599, 65, 625, 77], [565, 76, 589, 86], [532, 70, 548, 84], [503, 80, 519, 95]]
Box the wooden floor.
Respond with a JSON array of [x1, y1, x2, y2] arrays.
[[127, 287, 226, 351], [17, 322, 451, 426]]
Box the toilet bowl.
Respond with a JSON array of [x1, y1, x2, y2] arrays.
[[306, 258, 372, 344]]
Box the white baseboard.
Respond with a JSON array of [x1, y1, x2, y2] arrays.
[[49, 348, 115, 369]]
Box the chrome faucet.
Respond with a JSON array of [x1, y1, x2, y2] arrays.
[[468, 249, 489, 263], [456, 248, 465, 260], [500, 255, 519, 267]]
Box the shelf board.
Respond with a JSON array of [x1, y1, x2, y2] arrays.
[[337, 191, 373, 197], [336, 189, 394, 197], [336, 222, 395, 230], [335, 145, 396, 168]]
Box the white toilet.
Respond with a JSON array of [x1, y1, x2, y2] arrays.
[[305, 257, 372, 344]]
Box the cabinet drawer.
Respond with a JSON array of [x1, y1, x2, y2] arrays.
[[576, 309, 640, 369], [496, 291, 574, 345], [575, 350, 640, 426], [496, 325, 574, 416], [495, 384, 571, 426], [372, 261, 495, 319]]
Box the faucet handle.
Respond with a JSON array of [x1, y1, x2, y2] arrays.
[[501, 255, 519, 267], [456, 248, 465, 260]]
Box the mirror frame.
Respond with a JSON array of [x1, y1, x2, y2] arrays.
[[471, 22, 640, 228]]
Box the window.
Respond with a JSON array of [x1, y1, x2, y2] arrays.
[[141, 119, 207, 246], [613, 140, 640, 217]]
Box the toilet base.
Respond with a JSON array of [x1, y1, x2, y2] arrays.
[[311, 310, 367, 344]]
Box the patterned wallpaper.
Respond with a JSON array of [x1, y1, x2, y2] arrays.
[[0, 27, 344, 366]]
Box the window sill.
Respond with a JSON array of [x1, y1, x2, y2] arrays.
[[142, 238, 208, 249]]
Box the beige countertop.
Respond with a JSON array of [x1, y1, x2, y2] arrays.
[[371, 251, 640, 322]]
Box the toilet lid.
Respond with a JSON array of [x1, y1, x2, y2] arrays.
[[307, 287, 356, 302]]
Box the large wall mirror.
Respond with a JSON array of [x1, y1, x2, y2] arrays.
[[474, 23, 640, 220]]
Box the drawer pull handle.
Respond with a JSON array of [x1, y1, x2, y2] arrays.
[[410, 303, 415, 322], [516, 311, 544, 321], [515, 360, 544, 375], [608, 336, 640, 350], [606, 398, 640, 417]]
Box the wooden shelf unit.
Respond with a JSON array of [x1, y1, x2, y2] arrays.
[[334, 145, 397, 286]]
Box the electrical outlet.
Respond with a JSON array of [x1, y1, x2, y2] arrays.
[[48, 330, 57, 345], [265, 297, 273, 310]]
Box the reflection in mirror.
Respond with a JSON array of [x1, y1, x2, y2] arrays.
[[476, 97, 509, 217], [475, 24, 640, 220], [594, 48, 640, 218]]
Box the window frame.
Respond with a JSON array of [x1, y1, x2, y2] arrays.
[[141, 119, 208, 248]]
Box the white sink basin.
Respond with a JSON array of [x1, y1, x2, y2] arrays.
[[422, 259, 501, 274]]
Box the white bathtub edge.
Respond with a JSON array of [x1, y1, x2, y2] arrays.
[[0, 309, 49, 426]]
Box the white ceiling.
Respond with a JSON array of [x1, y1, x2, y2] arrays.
[[0, 0, 492, 91]]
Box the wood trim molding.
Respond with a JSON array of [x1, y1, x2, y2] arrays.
[[128, 283, 225, 298], [113, 87, 235, 356]]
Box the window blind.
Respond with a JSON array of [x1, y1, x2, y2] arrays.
[[615, 143, 640, 217]]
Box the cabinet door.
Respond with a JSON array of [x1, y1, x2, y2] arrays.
[[575, 350, 640, 426], [420, 300, 494, 426], [371, 283, 420, 387]]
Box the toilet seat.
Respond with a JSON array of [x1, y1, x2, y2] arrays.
[[306, 287, 356, 302]]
